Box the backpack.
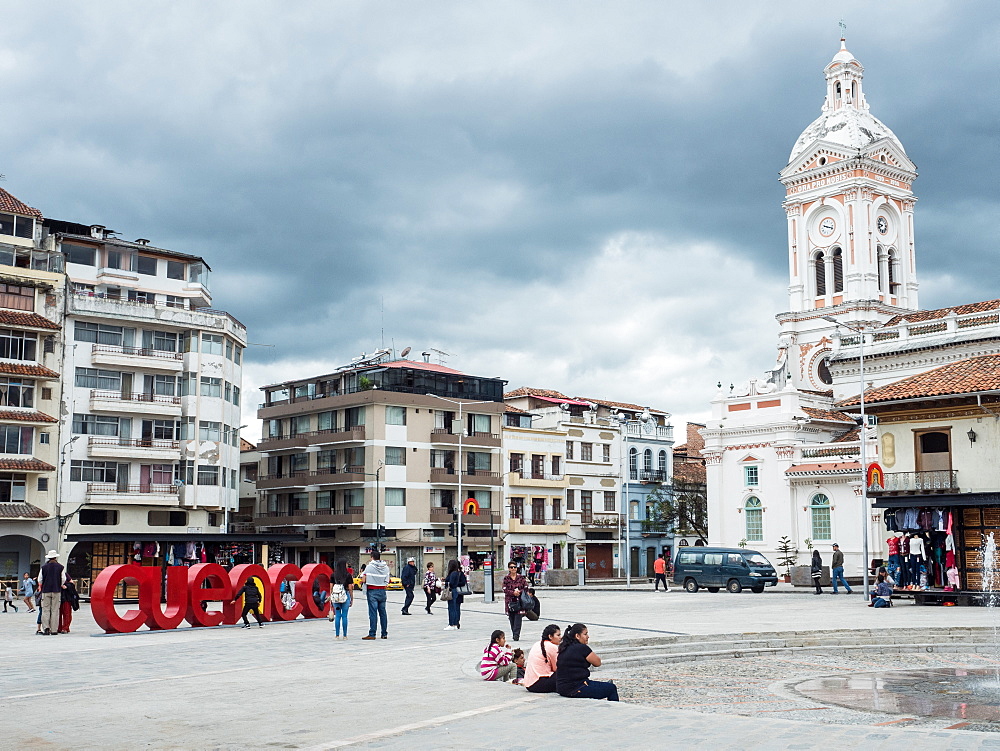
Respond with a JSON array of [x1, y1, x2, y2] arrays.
[[331, 583, 348, 604]]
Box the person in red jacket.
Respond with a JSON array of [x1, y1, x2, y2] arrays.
[[503, 562, 529, 642], [653, 553, 670, 592]]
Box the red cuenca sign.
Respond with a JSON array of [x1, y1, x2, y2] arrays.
[[91, 562, 332, 634]]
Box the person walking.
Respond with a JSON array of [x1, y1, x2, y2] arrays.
[[480, 630, 517, 682], [361, 550, 391, 640], [653, 553, 670, 592], [442, 558, 467, 631], [3, 583, 18, 612], [331, 558, 353, 639], [503, 561, 529, 642], [830, 543, 853, 594], [400, 557, 417, 615], [37, 550, 67, 635], [523, 624, 561, 693], [556, 623, 619, 701], [527, 560, 537, 586], [58, 577, 80, 633], [423, 562, 438, 614], [811, 549, 823, 595], [234, 576, 265, 628], [19, 572, 36, 612]]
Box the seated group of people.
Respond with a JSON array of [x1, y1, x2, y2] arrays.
[[480, 622, 618, 701]]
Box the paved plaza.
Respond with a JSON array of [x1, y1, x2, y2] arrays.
[[3, 586, 1000, 749]]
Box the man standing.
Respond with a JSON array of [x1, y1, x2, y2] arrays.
[[20, 571, 37, 612], [653, 553, 670, 592], [830, 543, 853, 594], [400, 557, 417, 615], [361, 550, 391, 640], [37, 550, 67, 635]]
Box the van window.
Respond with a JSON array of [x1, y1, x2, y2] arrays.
[[677, 552, 702, 565], [727, 554, 746, 566], [703, 553, 723, 565], [745, 553, 770, 567]]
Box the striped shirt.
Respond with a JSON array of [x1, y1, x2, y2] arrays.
[[480, 643, 513, 681]]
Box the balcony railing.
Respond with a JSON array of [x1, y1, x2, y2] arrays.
[[638, 470, 669, 483], [516, 470, 565, 482], [91, 390, 182, 405], [511, 517, 567, 526], [87, 483, 178, 495], [88, 437, 180, 450], [258, 427, 366, 445], [91, 344, 183, 361], [70, 292, 246, 334], [869, 470, 958, 495]]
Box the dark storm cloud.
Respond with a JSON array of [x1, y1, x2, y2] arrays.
[[0, 1, 997, 431]]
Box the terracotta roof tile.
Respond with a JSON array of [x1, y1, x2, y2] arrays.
[[0, 188, 42, 219], [504, 405, 531, 414], [785, 462, 861, 475], [684, 423, 705, 455], [239, 438, 256, 451], [381, 360, 464, 375], [0, 362, 59, 379], [801, 406, 855, 423], [0, 501, 48, 519], [884, 299, 1000, 326], [578, 396, 647, 412], [0, 458, 55, 471], [0, 310, 60, 330], [838, 354, 1000, 407], [0, 410, 58, 423], [832, 427, 861, 443], [673, 462, 706, 485], [504, 387, 571, 400]]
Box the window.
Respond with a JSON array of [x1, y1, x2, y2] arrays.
[[814, 251, 826, 296], [810, 493, 832, 540], [745, 496, 763, 542], [75, 368, 122, 391], [151, 330, 178, 352], [0, 425, 31, 454], [385, 488, 406, 506], [677, 552, 701, 565], [384, 447, 406, 466], [345, 488, 364, 507], [64, 243, 96, 266], [602, 444, 610, 463], [658, 450, 668, 473], [832, 248, 844, 293], [703, 553, 724, 566], [510, 497, 523, 519], [37, 477, 48, 492], [201, 334, 223, 355], [134, 255, 157, 275], [744, 465, 759, 487], [604, 490, 616, 512], [165, 295, 184, 309], [290, 453, 309, 472], [552, 456, 561, 475], [552, 497, 562, 520], [0, 472, 26, 501], [70, 460, 119, 482], [345, 406, 365, 428], [0, 213, 34, 239], [629, 447, 638, 480], [179, 418, 196, 440], [225, 339, 234, 361], [78, 509, 119, 525], [148, 510, 187, 526], [291, 415, 310, 435], [580, 443, 593, 461], [565, 441, 573, 460], [467, 451, 491, 473], [166, 260, 185, 280], [468, 489, 491, 509], [288, 492, 308, 511], [153, 374, 177, 396], [72, 414, 119, 436], [128, 290, 153, 304], [469, 413, 491, 435], [887, 249, 899, 292], [0, 283, 34, 312], [105, 249, 122, 269], [43, 336, 54, 354], [566, 488, 574, 511], [197, 466, 220, 486], [317, 411, 334, 431], [232, 385, 241, 407], [151, 420, 178, 440], [316, 490, 334, 510], [643, 448, 653, 472], [199, 421, 221, 441], [385, 406, 406, 425], [234, 345, 242, 365], [145, 464, 174, 485], [0, 378, 33, 407], [630, 500, 639, 520], [581, 490, 593, 523], [39, 432, 50, 445], [0, 329, 36, 360], [316, 450, 336, 471], [509, 453, 523, 473], [200, 377, 222, 397], [74, 322, 123, 346]]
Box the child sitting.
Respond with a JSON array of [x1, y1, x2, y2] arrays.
[[512, 648, 526, 685], [481, 630, 517, 682]]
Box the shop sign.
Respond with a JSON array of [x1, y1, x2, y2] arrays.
[[91, 562, 333, 634], [424, 546, 445, 553]]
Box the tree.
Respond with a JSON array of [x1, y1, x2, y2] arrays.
[[775, 536, 798, 578], [644, 483, 708, 543]]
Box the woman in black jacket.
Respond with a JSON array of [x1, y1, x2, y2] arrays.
[[811, 550, 823, 595], [443, 559, 467, 631], [235, 577, 265, 628]]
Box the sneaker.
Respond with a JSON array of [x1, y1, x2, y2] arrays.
[[380, 635, 388, 639], [443, 625, 455, 631], [241, 623, 250, 629]]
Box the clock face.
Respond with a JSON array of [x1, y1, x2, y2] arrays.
[[642, 420, 654, 435], [819, 218, 836, 237], [877, 216, 888, 235]]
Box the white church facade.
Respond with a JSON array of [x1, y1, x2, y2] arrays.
[[703, 39, 1000, 576]]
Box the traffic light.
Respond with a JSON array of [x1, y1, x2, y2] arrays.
[[448, 522, 456, 537]]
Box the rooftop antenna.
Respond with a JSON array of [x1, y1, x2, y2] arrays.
[[427, 348, 452, 366], [400, 346, 412, 359]]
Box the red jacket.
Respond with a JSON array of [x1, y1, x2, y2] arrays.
[[503, 573, 528, 612]]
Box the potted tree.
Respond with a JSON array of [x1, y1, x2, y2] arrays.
[[775, 536, 797, 583]]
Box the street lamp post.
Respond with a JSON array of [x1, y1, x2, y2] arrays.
[[350, 462, 383, 555], [823, 316, 871, 601], [425, 394, 495, 563]]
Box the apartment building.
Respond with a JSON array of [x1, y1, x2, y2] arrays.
[[256, 351, 506, 573], [52, 221, 247, 583], [0, 189, 66, 581], [234, 438, 259, 533]]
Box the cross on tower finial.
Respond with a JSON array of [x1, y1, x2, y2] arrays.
[[839, 19, 847, 39]]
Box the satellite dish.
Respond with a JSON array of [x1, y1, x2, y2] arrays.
[[400, 346, 411, 359]]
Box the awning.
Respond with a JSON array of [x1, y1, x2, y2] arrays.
[[872, 493, 1000, 509], [65, 532, 306, 543]]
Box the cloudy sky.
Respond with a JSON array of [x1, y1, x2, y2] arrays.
[[1, 1, 997, 439]]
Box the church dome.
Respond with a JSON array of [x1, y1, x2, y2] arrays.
[[788, 106, 904, 163]]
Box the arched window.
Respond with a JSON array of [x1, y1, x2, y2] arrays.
[[629, 447, 638, 481], [810, 493, 832, 540], [643, 448, 653, 473], [658, 450, 668, 474], [832, 247, 844, 293], [877, 245, 885, 292], [887, 249, 898, 293], [814, 251, 826, 296], [744, 497, 763, 542]]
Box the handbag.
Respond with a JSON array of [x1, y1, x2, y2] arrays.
[[453, 574, 472, 597], [518, 591, 533, 611], [440, 583, 453, 601]]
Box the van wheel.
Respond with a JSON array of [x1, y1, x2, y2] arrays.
[[751, 585, 765, 593], [727, 579, 743, 594], [684, 579, 699, 593]]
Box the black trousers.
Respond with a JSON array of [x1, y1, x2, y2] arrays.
[[402, 586, 414, 613], [526, 675, 558, 693], [241, 602, 263, 625], [654, 573, 667, 590], [508, 610, 523, 640], [425, 587, 437, 611]]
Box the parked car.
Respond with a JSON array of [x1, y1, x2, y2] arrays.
[[353, 576, 403, 591], [672, 547, 778, 593]]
